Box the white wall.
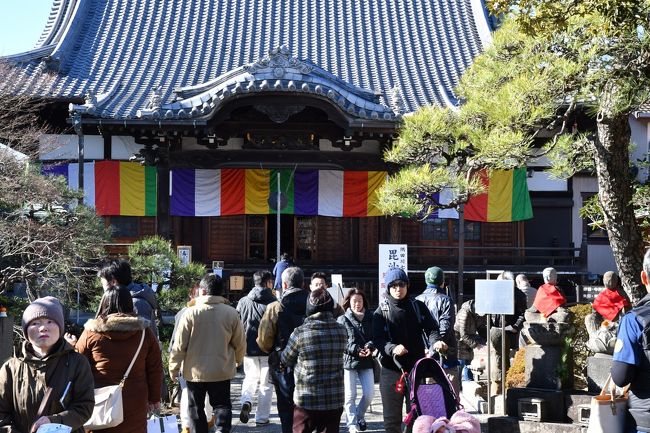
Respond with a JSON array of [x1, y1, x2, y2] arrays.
[[39, 134, 143, 160], [630, 115, 649, 182]]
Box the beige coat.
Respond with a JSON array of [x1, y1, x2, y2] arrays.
[[169, 295, 245, 382]]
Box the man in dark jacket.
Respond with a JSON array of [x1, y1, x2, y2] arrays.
[[373, 268, 442, 433], [98, 259, 160, 339], [612, 250, 650, 433], [416, 266, 459, 393], [236, 270, 277, 425], [257, 266, 308, 433]]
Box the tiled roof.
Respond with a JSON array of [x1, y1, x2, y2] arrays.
[[5, 0, 492, 120]]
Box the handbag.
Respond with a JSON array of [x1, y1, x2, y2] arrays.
[[84, 330, 146, 430], [586, 373, 629, 433]]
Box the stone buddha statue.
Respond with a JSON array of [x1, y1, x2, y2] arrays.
[[585, 271, 631, 354]]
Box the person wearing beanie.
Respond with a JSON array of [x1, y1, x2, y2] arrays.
[[373, 268, 442, 433], [0, 297, 95, 432], [416, 266, 459, 393], [281, 288, 347, 433]]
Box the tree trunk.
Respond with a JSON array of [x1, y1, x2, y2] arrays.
[[594, 112, 645, 302]]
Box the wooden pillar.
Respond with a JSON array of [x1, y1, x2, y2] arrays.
[[156, 144, 171, 240]]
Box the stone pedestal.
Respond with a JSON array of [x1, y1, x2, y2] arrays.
[[524, 344, 573, 389], [506, 387, 566, 423], [587, 354, 613, 393]]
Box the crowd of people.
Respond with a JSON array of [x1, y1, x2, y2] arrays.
[[1, 253, 648, 433]]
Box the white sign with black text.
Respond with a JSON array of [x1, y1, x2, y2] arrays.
[[378, 244, 408, 298]]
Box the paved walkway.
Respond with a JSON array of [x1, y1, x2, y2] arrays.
[[214, 371, 494, 433]]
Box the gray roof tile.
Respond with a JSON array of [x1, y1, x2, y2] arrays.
[[6, 0, 492, 119]]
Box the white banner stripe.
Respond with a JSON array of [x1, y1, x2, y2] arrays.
[[318, 170, 343, 216], [195, 169, 221, 216]]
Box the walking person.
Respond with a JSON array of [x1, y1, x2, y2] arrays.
[[236, 270, 277, 425], [72, 287, 163, 433], [0, 297, 94, 432], [281, 288, 347, 433], [338, 289, 375, 433], [416, 266, 459, 393], [257, 267, 309, 433], [373, 268, 442, 433], [273, 253, 293, 291], [169, 273, 245, 433], [169, 284, 215, 433]]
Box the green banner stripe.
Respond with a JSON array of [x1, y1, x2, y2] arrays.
[[144, 165, 157, 216]]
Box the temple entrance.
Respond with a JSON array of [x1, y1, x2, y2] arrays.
[[267, 214, 295, 263]]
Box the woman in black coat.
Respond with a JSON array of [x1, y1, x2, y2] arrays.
[[337, 289, 374, 433]]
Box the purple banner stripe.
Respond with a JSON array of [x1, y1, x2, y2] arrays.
[[42, 164, 69, 181], [294, 170, 318, 215], [170, 169, 196, 216]]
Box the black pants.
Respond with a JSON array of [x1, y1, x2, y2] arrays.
[[271, 368, 296, 433], [187, 380, 232, 433]]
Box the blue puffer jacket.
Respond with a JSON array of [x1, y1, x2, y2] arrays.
[[416, 284, 458, 366], [236, 286, 277, 356]]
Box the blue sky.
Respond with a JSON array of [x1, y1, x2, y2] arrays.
[[0, 1, 53, 56]]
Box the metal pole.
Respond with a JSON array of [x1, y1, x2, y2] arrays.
[[276, 172, 281, 263], [72, 112, 84, 191], [486, 314, 491, 414], [458, 204, 465, 303]]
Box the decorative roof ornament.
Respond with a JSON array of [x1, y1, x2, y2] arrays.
[[244, 45, 314, 78], [254, 105, 305, 123], [84, 89, 97, 108], [147, 86, 163, 110], [389, 85, 405, 115]]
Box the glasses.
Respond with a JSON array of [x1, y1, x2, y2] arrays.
[[389, 281, 407, 289]]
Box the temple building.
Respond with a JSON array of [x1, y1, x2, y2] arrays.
[[3, 0, 597, 297]]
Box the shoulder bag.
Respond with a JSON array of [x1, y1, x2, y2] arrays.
[[84, 330, 146, 430], [586, 373, 629, 433]]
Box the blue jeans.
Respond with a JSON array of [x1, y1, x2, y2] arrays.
[[458, 359, 473, 381], [343, 368, 375, 431]]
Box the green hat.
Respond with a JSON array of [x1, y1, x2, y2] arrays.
[[425, 267, 444, 285]]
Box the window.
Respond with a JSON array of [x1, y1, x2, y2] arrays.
[[109, 216, 139, 238], [247, 216, 267, 260], [422, 218, 448, 241], [453, 220, 482, 241], [422, 219, 481, 241], [296, 217, 316, 261]]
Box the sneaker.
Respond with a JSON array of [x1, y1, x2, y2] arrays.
[[239, 401, 252, 423], [357, 420, 367, 431], [255, 420, 270, 426]]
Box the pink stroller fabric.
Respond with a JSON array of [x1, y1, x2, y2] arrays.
[[412, 410, 480, 433]]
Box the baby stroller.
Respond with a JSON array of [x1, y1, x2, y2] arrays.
[[394, 355, 461, 432]]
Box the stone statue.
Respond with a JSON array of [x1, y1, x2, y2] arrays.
[[520, 267, 574, 388], [585, 271, 631, 354]]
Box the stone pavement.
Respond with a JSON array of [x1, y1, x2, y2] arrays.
[[215, 372, 494, 433]]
